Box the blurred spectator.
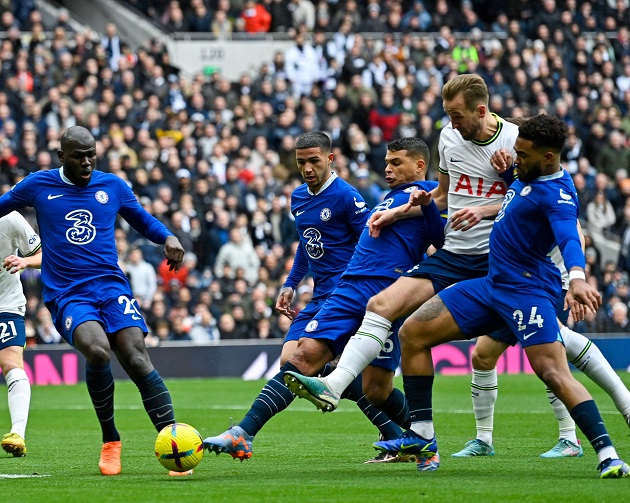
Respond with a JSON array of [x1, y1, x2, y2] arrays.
[[238, 0, 272, 33], [601, 301, 630, 333], [586, 190, 617, 236], [125, 247, 158, 311], [214, 227, 261, 285]]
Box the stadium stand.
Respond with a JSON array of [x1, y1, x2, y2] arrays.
[[5, 0, 630, 342]]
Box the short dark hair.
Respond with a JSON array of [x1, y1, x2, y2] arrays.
[[295, 132, 331, 152], [387, 137, 430, 164], [518, 114, 568, 153]]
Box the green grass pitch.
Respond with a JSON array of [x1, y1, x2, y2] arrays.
[[1, 373, 629, 502]]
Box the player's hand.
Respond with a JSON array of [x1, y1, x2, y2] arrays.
[[3, 254, 26, 274], [567, 279, 602, 314], [564, 289, 585, 322], [405, 189, 432, 209], [164, 236, 185, 271], [368, 208, 397, 238], [449, 207, 484, 232], [275, 286, 296, 320], [491, 149, 513, 173]]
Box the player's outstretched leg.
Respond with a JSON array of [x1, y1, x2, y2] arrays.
[[204, 425, 254, 462], [561, 326, 630, 428], [284, 371, 340, 412], [204, 362, 300, 460], [133, 369, 176, 431]]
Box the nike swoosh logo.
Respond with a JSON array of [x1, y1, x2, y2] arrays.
[[523, 332, 536, 340], [48, 194, 63, 200], [400, 443, 419, 450], [296, 210, 305, 216], [156, 409, 172, 418], [0, 336, 16, 343], [450, 158, 462, 163]]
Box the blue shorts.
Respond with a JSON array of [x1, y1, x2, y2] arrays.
[[404, 249, 489, 293], [301, 277, 402, 372], [440, 277, 562, 348], [489, 290, 569, 346], [46, 277, 148, 346], [0, 313, 26, 350]]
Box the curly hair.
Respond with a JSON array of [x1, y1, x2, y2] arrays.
[[518, 114, 568, 152]]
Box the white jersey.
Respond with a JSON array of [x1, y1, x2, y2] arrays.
[[0, 212, 41, 315], [439, 115, 519, 254], [549, 245, 569, 290]]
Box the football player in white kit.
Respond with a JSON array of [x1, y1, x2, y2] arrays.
[[0, 211, 42, 457]]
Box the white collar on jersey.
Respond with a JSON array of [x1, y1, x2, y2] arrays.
[[59, 167, 77, 185], [536, 167, 565, 182], [307, 171, 337, 196]]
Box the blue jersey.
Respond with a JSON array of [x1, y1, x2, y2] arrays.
[[343, 180, 443, 280], [0, 168, 173, 303], [285, 173, 369, 300], [489, 169, 581, 297]]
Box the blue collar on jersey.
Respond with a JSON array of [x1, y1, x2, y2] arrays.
[[308, 171, 337, 196]]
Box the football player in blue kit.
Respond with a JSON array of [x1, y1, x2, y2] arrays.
[[375, 115, 629, 479], [0, 126, 185, 476], [203, 136, 444, 462], [285, 73, 516, 472]]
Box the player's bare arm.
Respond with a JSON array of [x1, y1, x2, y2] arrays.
[[275, 286, 296, 320], [164, 235, 185, 271], [3, 249, 42, 274]]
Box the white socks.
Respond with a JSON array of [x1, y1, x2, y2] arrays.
[[471, 368, 497, 445], [545, 387, 578, 444], [6, 368, 30, 438], [561, 326, 630, 416], [325, 311, 392, 396]]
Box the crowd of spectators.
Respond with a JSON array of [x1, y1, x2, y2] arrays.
[[4, 0, 630, 344]]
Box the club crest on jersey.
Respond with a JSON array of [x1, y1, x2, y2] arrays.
[[65, 316, 73, 331], [95, 191, 109, 204], [305, 320, 318, 332], [404, 186, 417, 193], [320, 208, 331, 221], [520, 186, 532, 196]]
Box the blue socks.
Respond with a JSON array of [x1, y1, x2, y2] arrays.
[[86, 362, 119, 442], [239, 362, 299, 436], [133, 369, 175, 431]]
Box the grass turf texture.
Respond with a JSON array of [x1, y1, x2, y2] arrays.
[[1, 374, 629, 502]]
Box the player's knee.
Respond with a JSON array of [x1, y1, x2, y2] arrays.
[[363, 381, 392, 405], [287, 351, 319, 376], [471, 349, 497, 370], [398, 322, 427, 351], [366, 293, 389, 317], [84, 344, 111, 366], [124, 350, 152, 374]]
